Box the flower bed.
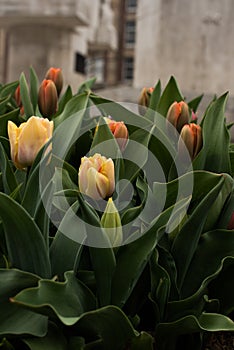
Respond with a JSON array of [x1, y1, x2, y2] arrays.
[[0, 68, 233, 350]]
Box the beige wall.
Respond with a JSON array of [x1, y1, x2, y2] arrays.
[[134, 0, 234, 97]]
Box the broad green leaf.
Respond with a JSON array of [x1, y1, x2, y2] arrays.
[[127, 332, 154, 349], [0, 95, 11, 114], [77, 77, 96, 94], [23, 322, 67, 350], [171, 174, 230, 290], [193, 93, 231, 174], [0, 193, 51, 278], [19, 73, 34, 118], [54, 92, 90, 126], [156, 312, 234, 350], [72, 305, 138, 350], [0, 143, 19, 199], [157, 76, 184, 117], [181, 229, 234, 297], [12, 271, 96, 325], [29, 66, 39, 113], [111, 198, 190, 307], [0, 108, 20, 139], [56, 85, 73, 115], [0, 268, 47, 337]]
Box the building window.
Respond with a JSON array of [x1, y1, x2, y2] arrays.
[[86, 56, 105, 84], [75, 53, 85, 74], [125, 0, 137, 13], [123, 57, 134, 81], [124, 20, 136, 48]]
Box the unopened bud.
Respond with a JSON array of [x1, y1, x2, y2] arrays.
[[38, 79, 58, 118], [178, 123, 202, 161], [138, 87, 154, 115], [167, 101, 189, 133], [45, 67, 63, 96], [101, 198, 123, 246]]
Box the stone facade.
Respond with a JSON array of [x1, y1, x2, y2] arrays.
[[0, 0, 117, 90], [134, 0, 234, 98]]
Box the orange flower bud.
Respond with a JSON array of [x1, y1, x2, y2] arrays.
[[166, 101, 189, 133], [14, 85, 22, 107], [8, 116, 53, 169], [178, 123, 202, 160], [104, 117, 128, 151], [78, 153, 115, 200], [45, 67, 63, 96], [38, 79, 58, 118], [138, 87, 154, 115]]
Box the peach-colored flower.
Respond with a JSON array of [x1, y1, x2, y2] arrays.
[[78, 153, 115, 200], [38, 79, 58, 118], [178, 123, 202, 160], [104, 117, 128, 151], [45, 67, 63, 96], [8, 116, 53, 169], [167, 101, 189, 133]]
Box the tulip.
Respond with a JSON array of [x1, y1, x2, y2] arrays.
[[104, 117, 128, 151], [178, 123, 202, 160], [8, 116, 53, 169], [227, 212, 234, 230], [166, 101, 189, 133], [138, 87, 154, 115], [14, 85, 22, 107], [101, 197, 123, 246], [78, 153, 115, 200], [38, 79, 58, 118], [45, 67, 63, 96]]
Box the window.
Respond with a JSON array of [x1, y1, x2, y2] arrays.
[[75, 53, 85, 74], [86, 56, 105, 84], [125, 20, 136, 47], [123, 57, 134, 81], [125, 0, 137, 13]]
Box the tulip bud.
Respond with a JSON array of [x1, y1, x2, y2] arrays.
[[138, 87, 154, 115], [104, 117, 128, 151], [14, 85, 22, 107], [38, 79, 58, 118], [78, 153, 115, 200], [101, 197, 123, 246], [45, 67, 63, 96], [8, 116, 53, 169], [178, 123, 202, 161], [166, 101, 189, 133], [227, 212, 234, 230]]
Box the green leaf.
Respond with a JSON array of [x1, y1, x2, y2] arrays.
[[19, 73, 34, 118], [156, 313, 234, 349], [0, 108, 20, 139], [193, 93, 231, 174], [187, 94, 203, 113], [77, 77, 96, 94], [0, 268, 47, 337], [157, 76, 184, 117], [56, 85, 73, 115], [54, 92, 90, 126], [29, 66, 39, 113], [181, 229, 234, 297], [127, 332, 154, 349], [0, 81, 18, 99], [0, 95, 11, 114], [12, 271, 96, 325], [145, 80, 161, 121], [0, 143, 19, 199], [23, 322, 68, 350], [0, 193, 51, 278], [171, 173, 230, 291], [72, 305, 138, 350]]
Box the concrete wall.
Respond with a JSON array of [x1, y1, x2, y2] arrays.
[[134, 0, 234, 97]]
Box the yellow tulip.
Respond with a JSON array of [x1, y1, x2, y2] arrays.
[[8, 116, 53, 169], [78, 153, 115, 200]]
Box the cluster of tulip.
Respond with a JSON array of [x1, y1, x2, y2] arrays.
[[0, 68, 233, 350]]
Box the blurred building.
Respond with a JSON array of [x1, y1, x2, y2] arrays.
[[0, 0, 117, 90]]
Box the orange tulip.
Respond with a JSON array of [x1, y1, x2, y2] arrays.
[[178, 123, 202, 160], [38, 79, 58, 118], [138, 87, 154, 115], [166, 101, 189, 133], [45, 67, 63, 96], [104, 117, 128, 151]]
